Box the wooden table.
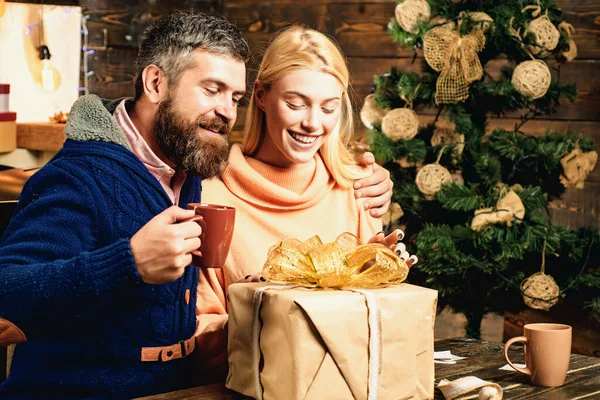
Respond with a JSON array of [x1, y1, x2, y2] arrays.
[[139, 338, 600, 399]]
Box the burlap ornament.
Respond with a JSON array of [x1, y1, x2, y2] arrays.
[[560, 38, 577, 62], [423, 24, 487, 104], [429, 16, 456, 30], [381, 108, 419, 141], [558, 21, 577, 62], [382, 202, 404, 226], [512, 60, 551, 99], [471, 189, 525, 231], [521, 272, 560, 311], [560, 148, 598, 189], [360, 94, 387, 129], [526, 15, 560, 56], [395, 0, 431, 34], [466, 11, 494, 32], [431, 128, 465, 159], [416, 164, 452, 200]]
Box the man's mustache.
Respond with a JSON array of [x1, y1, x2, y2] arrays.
[[198, 117, 231, 136]]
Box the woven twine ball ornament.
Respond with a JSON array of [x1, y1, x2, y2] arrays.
[[360, 94, 387, 129], [526, 15, 560, 56], [520, 272, 560, 311], [415, 163, 452, 200], [395, 0, 431, 34], [381, 108, 419, 141], [431, 128, 465, 158], [512, 60, 551, 99]]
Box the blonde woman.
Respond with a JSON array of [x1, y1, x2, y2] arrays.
[[193, 26, 416, 378]]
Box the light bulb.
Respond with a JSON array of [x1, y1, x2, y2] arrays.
[[38, 45, 61, 92], [41, 59, 57, 92]]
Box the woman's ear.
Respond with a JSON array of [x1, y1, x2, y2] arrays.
[[254, 80, 266, 112]]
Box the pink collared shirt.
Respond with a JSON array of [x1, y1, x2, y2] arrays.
[[113, 99, 187, 206]]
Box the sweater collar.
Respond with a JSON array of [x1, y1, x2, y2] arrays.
[[220, 145, 335, 210], [64, 95, 132, 150]]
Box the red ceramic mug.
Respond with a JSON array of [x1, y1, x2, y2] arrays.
[[185, 203, 235, 268]]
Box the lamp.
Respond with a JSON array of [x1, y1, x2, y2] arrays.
[[38, 44, 59, 92], [37, 5, 60, 92]]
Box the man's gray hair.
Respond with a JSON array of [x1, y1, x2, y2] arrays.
[[134, 11, 250, 99]]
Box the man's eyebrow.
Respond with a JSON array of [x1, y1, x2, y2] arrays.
[[284, 90, 340, 103], [200, 78, 246, 96]]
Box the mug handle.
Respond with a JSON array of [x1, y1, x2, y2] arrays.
[[182, 215, 205, 258], [503, 336, 532, 376]]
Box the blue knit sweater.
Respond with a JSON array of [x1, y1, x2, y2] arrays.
[[0, 96, 202, 398]]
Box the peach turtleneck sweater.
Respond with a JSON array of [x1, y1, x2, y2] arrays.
[[192, 144, 381, 373]]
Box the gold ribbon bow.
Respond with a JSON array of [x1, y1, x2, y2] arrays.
[[262, 232, 409, 288], [424, 17, 489, 104]]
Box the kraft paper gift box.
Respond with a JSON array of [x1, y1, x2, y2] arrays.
[[226, 282, 438, 400], [0, 112, 16, 153]]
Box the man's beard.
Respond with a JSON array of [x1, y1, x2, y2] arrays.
[[152, 97, 230, 178]]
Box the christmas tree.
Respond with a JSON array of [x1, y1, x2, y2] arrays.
[[364, 0, 600, 338]]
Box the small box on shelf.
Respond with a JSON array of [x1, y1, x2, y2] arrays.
[[0, 112, 17, 153], [0, 84, 9, 113], [0, 84, 16, 153]]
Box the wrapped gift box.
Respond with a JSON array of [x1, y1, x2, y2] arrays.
[[226, 282, 438, 400], [0, 111, 17, 153], [0, 84, 9, 113]]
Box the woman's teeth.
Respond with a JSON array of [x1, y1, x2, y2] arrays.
[[289, 131, 318, 144]]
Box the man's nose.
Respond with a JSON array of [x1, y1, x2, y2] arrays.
[[214, 98, 237, 124]]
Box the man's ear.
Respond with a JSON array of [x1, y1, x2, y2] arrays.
[[142, 65, 168, 104], [253, 80, 266, 112]]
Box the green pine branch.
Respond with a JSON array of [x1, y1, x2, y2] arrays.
[[437, 183, 484, 211]]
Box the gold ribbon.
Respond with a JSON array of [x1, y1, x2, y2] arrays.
[[424, 16, 489, 104], [262, 232, 409, 288]]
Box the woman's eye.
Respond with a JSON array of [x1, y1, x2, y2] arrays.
[[205, 88, 218, 95], [322, 108, 335, 114], [286, 102, 304, 110]]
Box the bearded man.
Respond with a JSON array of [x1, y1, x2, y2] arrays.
[[0, 11, 393, 398]]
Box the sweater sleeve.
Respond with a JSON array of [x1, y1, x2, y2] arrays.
[[0, 162, 141, 344], [193, 268, 228, 372]]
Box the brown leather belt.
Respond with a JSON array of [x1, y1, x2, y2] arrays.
[[141, 337, 195, 362]]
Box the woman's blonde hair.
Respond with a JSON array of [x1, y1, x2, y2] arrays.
[[242, 25, 365, 188]]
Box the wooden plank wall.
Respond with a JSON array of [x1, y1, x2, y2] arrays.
[[8, 0, 599, 229]]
